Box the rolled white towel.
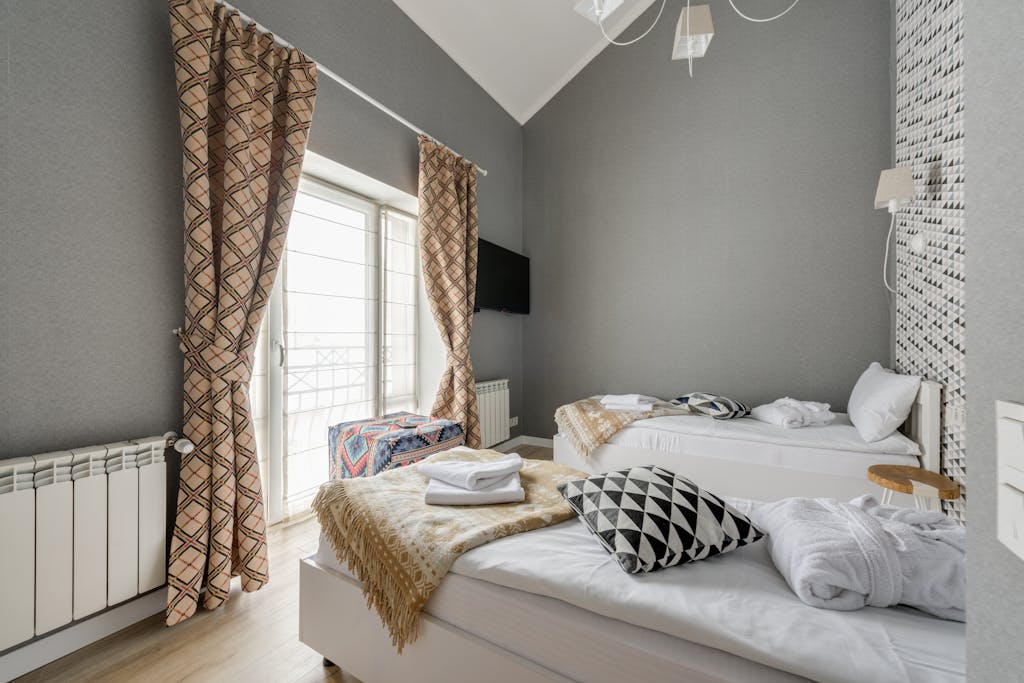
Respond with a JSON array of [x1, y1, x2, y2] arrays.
[[418, 453, 523, 490], [751, 397, 836, 428], [600, 394, 655, 407], [601, 402, 654, 412], [424, 473, 525, 506]]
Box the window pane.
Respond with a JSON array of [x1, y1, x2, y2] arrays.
[[286, 252, 372, 299], [283, 185, 378, 514], [286, 212, 370, 261], [386, 240, 415, 274], [382, 211, 418, 413], [386, 304, 414, 335], [386, 272, 415, 305], [293, 193, 369, 230], [285, 291, 377, 334]]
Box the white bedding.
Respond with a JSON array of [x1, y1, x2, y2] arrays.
[[604, 413, 920, 478], [313, 539, 803, 682], [450, 515, 965, 683], [314, 498, 965, 683]]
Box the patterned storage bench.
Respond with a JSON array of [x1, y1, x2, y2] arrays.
[[327, 412, 465, 479]]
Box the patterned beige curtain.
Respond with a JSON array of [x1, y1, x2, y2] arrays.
[[418, 136, 481, 448], [165, 0, 317, 625]]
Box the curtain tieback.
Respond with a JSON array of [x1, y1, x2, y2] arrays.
[[175, 329, 251, 383]]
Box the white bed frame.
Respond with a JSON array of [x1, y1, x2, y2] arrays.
[[554, 381, 943, 507], [299, 381, 943, 682]]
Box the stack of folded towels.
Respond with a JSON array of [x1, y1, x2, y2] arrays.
[[751, 397, 836, 429], [600, 394, 655, 411], [419, 453, 525, 506]]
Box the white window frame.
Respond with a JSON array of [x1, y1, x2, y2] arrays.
[[259, 175, 418, 525]]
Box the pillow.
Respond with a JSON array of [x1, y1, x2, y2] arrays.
[[847, 362, 921, 443], [673, 392, 750, 419], [558, 466, 764, 574]]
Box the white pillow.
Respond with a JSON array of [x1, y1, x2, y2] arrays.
[[848, 362, 921, 443]]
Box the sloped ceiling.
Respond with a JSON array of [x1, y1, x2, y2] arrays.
[[392, 0, 659, 124]]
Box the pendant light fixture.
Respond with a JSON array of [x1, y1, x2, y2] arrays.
[[575, 0, 803, 77]]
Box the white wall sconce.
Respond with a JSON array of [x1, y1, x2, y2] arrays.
[[875, 167, 917, 293]]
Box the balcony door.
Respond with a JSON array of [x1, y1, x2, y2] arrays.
[[252, 176, 418, 522]]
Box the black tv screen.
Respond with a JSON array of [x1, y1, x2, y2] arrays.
[[475, 239, 529, 314]]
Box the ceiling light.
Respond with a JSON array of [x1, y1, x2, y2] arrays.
[[574, 0, 624, 25], [672, 4, 714, 61]]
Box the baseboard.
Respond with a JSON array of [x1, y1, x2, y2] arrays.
[[494, 435, 554, 452], [0, 589, 166, 682]]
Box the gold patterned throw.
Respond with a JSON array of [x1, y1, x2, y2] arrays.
[[555, 397, 694, 457], [312, 449, 586, 651]]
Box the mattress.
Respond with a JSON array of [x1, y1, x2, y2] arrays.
[[312, 538, 804, 683], [311, 545, 801, 682], [313, 509, 965, 683], [602, 413, 921, 478]]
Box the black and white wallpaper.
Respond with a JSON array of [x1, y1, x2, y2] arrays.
[[893, 0, 965, 521]]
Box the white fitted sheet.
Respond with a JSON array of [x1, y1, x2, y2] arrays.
[[605, 414, 920, 478], [314, 511, 965, 683], [313, 538, 803, 683]]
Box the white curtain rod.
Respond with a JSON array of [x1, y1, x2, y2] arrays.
[[218, 1, 488, 176]]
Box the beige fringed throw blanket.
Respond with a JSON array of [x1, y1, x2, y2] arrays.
[[312, 448, 586, 651], [555, 397, 694, 457]]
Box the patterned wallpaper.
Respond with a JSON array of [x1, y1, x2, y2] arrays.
[[892, 0, 965, 522]]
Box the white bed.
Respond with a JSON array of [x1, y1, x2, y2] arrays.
[[554, 381, 943, 507], [302, 498, 965, 683], [299, 380, 955, 682]]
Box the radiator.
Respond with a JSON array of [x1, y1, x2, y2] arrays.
[[475, 379, 510, 448], [0, 435, 170, 651]]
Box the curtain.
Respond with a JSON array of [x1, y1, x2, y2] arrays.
[[165, 0, 317, 625], [418, 136, 481, 448]]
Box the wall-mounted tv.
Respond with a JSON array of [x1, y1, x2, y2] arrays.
[[475, 239, 529, 314]]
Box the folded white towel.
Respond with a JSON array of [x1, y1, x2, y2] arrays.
[[418, 453, 523, 491], [751, 397, 836, 428], [600, 394, 654, 407], [424, 473, 525, 506], [601, 402, 654, 412]]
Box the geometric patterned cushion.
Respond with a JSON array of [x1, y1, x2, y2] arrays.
[[672, 392, 750, 419], [327, 412, 464, 479], [558, 466, 764, 574]]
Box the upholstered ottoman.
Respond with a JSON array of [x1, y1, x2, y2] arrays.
[[327, 412, 465, 479]]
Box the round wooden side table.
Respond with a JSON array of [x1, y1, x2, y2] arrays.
[[867, 464, 960, 510]]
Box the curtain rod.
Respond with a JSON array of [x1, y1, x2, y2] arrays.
[[217, 1, 488, 176]]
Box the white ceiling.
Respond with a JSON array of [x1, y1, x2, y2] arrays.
[[392, 0, 658, 124]]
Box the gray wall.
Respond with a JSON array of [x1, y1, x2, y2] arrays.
[[522, 1, 893, 437], [964, 2, 1024, 679], [0, 0, 523, 460]]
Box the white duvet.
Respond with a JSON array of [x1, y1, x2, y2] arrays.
[[450, 507, 965, 683], [612, 413, 921, 456]]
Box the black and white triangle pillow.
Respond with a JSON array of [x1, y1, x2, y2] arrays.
[[673, 392, 750, 419], [558, 466, 764, 574]]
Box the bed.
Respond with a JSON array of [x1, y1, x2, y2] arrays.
[[298, 380, 960, 682], [300, 494, 965, 683], [554, 381, 943, 507]]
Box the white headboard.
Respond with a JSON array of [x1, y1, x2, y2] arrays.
[[904, 380, 943, 473]]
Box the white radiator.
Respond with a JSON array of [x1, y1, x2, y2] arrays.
[[475, 379, 510, 448], [0, 435, 169, 651]]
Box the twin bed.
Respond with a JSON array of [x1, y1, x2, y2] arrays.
[[299, 380, 964, 682], [555, 381, 941, 507]]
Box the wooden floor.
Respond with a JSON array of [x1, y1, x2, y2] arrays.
[[17, 445, 553, 683], [515, 444, 553, 460], [17, 518, 357, 683]]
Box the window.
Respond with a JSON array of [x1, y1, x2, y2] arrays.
[[252, 175, 418, 522]]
